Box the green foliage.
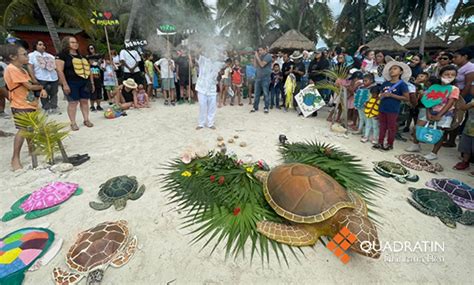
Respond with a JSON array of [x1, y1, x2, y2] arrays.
[[161, 152, 302, 264], [14, 111, 69, 163], [279, 140, 385, 223]]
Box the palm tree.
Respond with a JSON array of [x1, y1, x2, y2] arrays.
[[124, 0, 138, 40], [36, 0, 60, 52], [419, 0, 430, 53]]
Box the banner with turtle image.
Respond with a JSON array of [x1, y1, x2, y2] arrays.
[[161, 140, 385, 264], [294, 84, 325, 117]]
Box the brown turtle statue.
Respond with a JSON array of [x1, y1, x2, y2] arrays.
[[52, 220, 137, 285], [396, 153, 443, 173], [254, 163, 380, 258]]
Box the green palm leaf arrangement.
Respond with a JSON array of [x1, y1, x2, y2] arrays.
[[313, 65, 350, 105], [161, 152, 303, 265], [279, 140, 385, 224], [14, 111, 69, 164]]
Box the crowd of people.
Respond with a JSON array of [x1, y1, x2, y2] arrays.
[[0, 36, 473, 175]]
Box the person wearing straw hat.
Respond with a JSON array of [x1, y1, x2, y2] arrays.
[[372, 60, 411, 151], [113, 78, 138, 110]]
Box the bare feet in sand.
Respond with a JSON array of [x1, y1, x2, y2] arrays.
[[11, 159, 23, 171]]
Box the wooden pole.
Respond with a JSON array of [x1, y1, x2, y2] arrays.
[[343, 87, 348, 134], [104, 25, 118, 84]]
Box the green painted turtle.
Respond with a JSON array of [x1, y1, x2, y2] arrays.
[[89, 176, 145, 211], [373, 161, 419, 184], [254, 163, 380, 259], [407, 187, 474, 228]]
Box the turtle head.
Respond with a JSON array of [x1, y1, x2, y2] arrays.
[[86, 269, 104, 285], [254, 171, 269, 184], [341, 213, 381, 259]]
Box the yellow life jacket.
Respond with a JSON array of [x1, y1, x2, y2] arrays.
[[364, 97, 380, 118]]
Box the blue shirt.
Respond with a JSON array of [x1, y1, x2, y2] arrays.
[[246, 64, 256, 79], [379, 80, 409, 113], [354, 88, 371, 110]]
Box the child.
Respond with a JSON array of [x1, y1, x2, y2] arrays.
[[405, 66, 460, 160], [364, 85, 382, 144], [453, 91, 474, 174], [270, 63, 283, 109], [144, 52, 155, 99], [1, 44, 47, 170], [347, 71, 364, 130], [89, 60, 103, 111], [373, 61, 411, 151], [102, 56, 117, 105], [403, 72, 430, 132], [219, 58, 232, 107], [231, 59, 243, 106], [136, 84, 150, 108], [154, 53, 175, 106], [354, 73, 376, 138]]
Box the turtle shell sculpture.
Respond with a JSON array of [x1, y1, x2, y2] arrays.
[[426, 178, 474, 210], [254, 163, 380, 259], [52, 220, 138, 285], [407, 188, 474, 228], [1, 227, 60, 284], [373, 161, 419, 184], [2, 182, 83, 222], [396, 153, 443, 173], [89, 176, 145, 211]]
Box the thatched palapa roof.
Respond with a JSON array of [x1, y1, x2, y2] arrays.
[[270, 29, 314, 52], [366, 35, 407, 52], [404, 32, 447, 50]]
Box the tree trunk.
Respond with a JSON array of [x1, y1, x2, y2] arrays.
[[125, 0, 139, 41], [410, 18, 419, 40], [297, 0, 308, 32], [444, 0, 463, 42], [36, 0, 60, 53], [387, 0, 394, 36], [359, 0, 366, 44], [419, 0, 430, 54]]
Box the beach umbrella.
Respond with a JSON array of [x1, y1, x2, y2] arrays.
[[269, 29, 314, 53], [365, 35, 407, 52], [404, 32, 447, 51]]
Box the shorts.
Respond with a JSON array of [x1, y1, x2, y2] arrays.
[[247, 78, 255, 86], [458, 134, 474, 155], [90, 83, 103, 101], [123, 72, 144, 85], [179, 77, 190, 87], [418, 108, 453, 129], [232, 83, 242, 88], [161, 78, 175, 91], [222, 77, 231, 87], [66, 80, 90, 102], [11, 108, 36, 129], [104, 86, 115, 91]]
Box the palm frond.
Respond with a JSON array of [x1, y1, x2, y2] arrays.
[[279, 140, 385, 225], [14, 111, 69, 163]]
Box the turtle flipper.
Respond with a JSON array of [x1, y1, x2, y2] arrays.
[[73, 187, 83, 196], [256, 221, 317, 246], [405, 174, 419, 182], [129, 185, 145, 200], [394, 176, 407, 184], [111, 235, 138, 267], [89, 201, 112, 211], [438, 216, 457, 228], [1, 193, 31, 221], [113, 199, 127, 211], [25, 206, 60, 220], [373, 167, 391, 178], [52, 267, 83, 285], [458, 211, 474, 226], [407, 198, 436, 217]]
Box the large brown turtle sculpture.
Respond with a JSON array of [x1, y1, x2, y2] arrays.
[[254, 163, 380, 259]]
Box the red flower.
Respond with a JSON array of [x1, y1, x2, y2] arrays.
[[233, 207, 241, 216], [218, 176, 225, 185], [210, 175, 216, 182], [257, 160, 264, 169]]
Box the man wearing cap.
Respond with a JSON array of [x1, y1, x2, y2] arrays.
[[251, 46, 272, 113], [113, 78, 138, 110]]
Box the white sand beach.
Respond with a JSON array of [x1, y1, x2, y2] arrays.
[[1, 94, 472, 284]]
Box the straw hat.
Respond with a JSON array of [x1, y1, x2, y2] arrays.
[[290, 50, 303, 59], [123, 78, 138, 89], [382, 61, 412, 82]]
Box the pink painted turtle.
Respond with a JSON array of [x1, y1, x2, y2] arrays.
[[426, 178, 474, 210]]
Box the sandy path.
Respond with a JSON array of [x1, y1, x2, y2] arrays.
[[0, 95, 472, 284]]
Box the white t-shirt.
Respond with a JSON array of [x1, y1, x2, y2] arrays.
[[119, 49, 141, 73], [154, 58, 175, 79], [195, 55, 223, 96], [28, 50, 58, 81]]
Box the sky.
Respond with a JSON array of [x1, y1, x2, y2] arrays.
[[203, 0, 460, 45]]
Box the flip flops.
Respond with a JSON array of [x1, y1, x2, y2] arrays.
[[67, 154, 90, 166]]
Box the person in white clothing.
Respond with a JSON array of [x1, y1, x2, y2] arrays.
[[194, 50, 223, 130], [119, 46, 143, 85], [154, 54, 176, 105], [27, 40, 60, 114]]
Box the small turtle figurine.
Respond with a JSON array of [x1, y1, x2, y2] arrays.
[[89, 176, 145, 211], [2, 182, 83, 222], [254, 163, 380, 259], [407, 187, 474, 228], [373, 161, 419, 184], [53, 220, 138, 285], [426, 178, 474, 210], [396, 153, 443, 173]]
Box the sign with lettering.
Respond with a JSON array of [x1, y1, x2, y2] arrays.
[[90, 11, 119, 26], [157, 24, 177, 35], [124, 39, 148, 49]]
